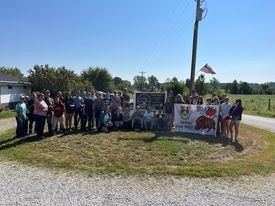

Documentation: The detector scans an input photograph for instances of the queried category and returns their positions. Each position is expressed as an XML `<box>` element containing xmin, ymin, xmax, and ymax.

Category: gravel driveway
<box><xmin>0</xmin><ymin>117</ymin><xmax>275</xmax><ymax>205</ymax></box>
<box><xmin>0</xmin><ymin>161</ymin><xmax>274</xmax><ymax>206</ymax></box>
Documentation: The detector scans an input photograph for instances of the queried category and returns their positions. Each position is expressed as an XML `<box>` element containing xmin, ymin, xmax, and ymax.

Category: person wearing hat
<box><xmin>15</xmin><ymin>95</ymin><xmax>27</xmax><ymax>138</ymax></box>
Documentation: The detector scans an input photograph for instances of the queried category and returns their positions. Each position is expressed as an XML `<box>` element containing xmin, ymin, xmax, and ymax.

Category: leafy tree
<box><xmin>81</xmin><ymin>67</ymin><xmax>115</xmax><ymax>92</ymax></box>
<box><xmin>165</xmin><ymin>78</ymin><xmax>189</xmax><ymax>96</ymax></box>
<box><xmin>209</xmin><ymin>77</ymin><xmax>220</xmax><ymax>93</ymax></box>
<box><xmin>230</xmin><ymin>80</ymin><xmax>239</xmax><ymax>94</ymax></box>
<box><xmin>225</xmin><ymin>83</ymin><xmax>232</xmax><ymax>93</ymax></box>
<box><xmin>185</xmin><ymin>78</ymin><xmax>191</xmax><ymax>89</ymax></box>
<box><xmin>0</xmin><ymin>67</ymin><xmax>24</xmax><ymax>79</ymax></box>
<box><xmin>28</xmin><ymin>65</ymin><xmax>83</xmax><ymax>92</ymax></box>
<box><xmin>194</xmin><ymin>74</ymin><xmax>208</xmax><ymax>95</ymax></box>
<box><xmin>133</xmin><ymin>75</ymin><xmax>148</xmax><ymax>91</ymax></box>
<box><xmin>239</xmin><ymin>81</ymin><xmax>252</xmax><ymax>94</ymax></box>
<box><xmin>148</xmin><ymin>75</ymin><xmax>160</xmax><ymax>90</ymax></box>
<box><xmin>113</xmin><ymin>77</ymin><xmax>123</xmax><ymax>86</ymax></box>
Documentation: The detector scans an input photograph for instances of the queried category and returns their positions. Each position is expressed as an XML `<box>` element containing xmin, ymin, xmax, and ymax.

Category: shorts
<box><xmin>231</xmin><ymin>119</ymin><xmax>241</xmax><ymax>124</ymax></box>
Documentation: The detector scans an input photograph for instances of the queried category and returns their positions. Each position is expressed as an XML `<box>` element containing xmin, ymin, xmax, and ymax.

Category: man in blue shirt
<box><xmin>15</xmin><ymin>96</ymin><xmax>27</xmax><ymax>137</ymax></box>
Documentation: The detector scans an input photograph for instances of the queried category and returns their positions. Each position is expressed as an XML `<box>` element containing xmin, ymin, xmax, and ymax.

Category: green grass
<box><xmin>0</xmin><ymin>110</ymin><xmax>16</xmax><ymax>119</ymax></box>
<box><xmin>226</xmin><ymin>94</ymin><xmax>275</xmax><ymax>118</ymax></box>
<box><xmin>0</xmin><ymin>125</ymin><xmax>274</xmax><ymax>178</ymax></box>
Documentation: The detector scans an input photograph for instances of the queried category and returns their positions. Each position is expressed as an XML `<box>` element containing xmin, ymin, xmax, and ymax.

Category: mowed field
<box><xmin>225</xmin><ymin>95</ymin><xmax>275</xmax><ymax>118</ymax></box>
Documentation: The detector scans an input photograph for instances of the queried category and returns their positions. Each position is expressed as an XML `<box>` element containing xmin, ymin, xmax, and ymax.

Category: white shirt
<box><xmin>144</xmin><ymin>111</ymin><xmax>154</xmax><ymax>122</ymax></box>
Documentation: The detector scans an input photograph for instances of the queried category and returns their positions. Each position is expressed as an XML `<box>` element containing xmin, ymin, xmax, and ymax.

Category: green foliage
<box><xmin>148</xmin><ymin>75</ymin><xmax>160</xmax><ymax>90</ymax></box>
<box><xmin>81</xmin><ymin>67</ymin><xmax>115</xmax><ymax>92</ymax></box>
<box><xmin>239</xmin><ymin>82</ymin><xmax>252</xmax><ymax>94</ymax></box>
<box><xmin>0</xmin><ymin>110</ymin><xmax>16</xmax><ymax>119</ymax></box>
<box><xmin>231</xmin><ymin>80</ymin><xmax>239</xmax><ymax>94</ymax></box>
<box><xmin>133</xmin><ymin>75</ymin><xmax>148</xmax><ymax>91</ymax></box>
<box><xmin>227</xmin><ymin>94</ymin><xmax>275</xmax><ymax>117</ymax></box>
<box><xmin>28</xmin><ymin>65</ymin><xmax>84</xmax><ymax>92</ymax></box>
<box><xmin>113</xmin><ymin>77</ymin><xmax>132</xmax><ymax>91</ymax></box>
<box><xmin>0</xmin><ymin>67</ymin><xmax>24</xmax><ymax>79</ymax></box>
<box><xmin>209</xmin><ymin>77</ymin><xmax>221</xmax><ymax>94</ymax></box>
<box><xmin>195</xmin><ymin>74</ymin><xmax>208</xmax><ymax>95</ymax></box>
<box><xmin>164</xmin><ymin>78</ymin><xmax>189</xmax><ymax>96</ymax></box>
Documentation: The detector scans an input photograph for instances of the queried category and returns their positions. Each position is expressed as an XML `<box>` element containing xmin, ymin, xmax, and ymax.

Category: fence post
<box><xmin>268</xmin><ymin>98</ymin><xmax>271</xmax><ymax>111</ymax></box>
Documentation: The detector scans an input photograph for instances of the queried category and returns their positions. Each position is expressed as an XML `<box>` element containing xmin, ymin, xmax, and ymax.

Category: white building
<box><xmin>0</xmin><ymin>72</ymin><xmax>31</xmax><ymax>109</ymax></box>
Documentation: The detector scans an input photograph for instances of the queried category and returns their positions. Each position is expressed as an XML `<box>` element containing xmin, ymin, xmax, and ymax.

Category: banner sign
<box><xmin>134</xmin><ymin>92</ymin><xmax>167</xmax><ymax>111</ymax></box>
<box><xmin>174</xmin><ymin>104</ymin><xmax>219</xmax><ymax>136</ymax></box>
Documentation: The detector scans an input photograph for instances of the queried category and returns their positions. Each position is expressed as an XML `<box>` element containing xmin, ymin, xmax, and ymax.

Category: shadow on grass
<box><xmin>0</xmin><ymin>129</ymin><xmax>244</xmax><ymax>153</ymax></box>
<box><xmin>118</xmin><ymin>131</ymin><xmax>244</xmax><ymax>153</ymax></box>
<box><xmin>0</xmin><ymin>134</ymin><xmax>42</xmax><ymax>151</ymax></box>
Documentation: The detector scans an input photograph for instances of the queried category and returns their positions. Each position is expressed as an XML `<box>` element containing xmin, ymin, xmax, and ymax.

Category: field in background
<box><xmin>226</xmin><ymin>95</ymin><xmax>275</xmax><ymax>118</ymax></box>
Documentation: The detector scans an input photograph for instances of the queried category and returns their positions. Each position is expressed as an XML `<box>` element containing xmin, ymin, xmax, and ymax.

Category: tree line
<box><xmin>0</xmin><ymin>66</ymin><xmax>274</xmax><ymax>95</ymax></box>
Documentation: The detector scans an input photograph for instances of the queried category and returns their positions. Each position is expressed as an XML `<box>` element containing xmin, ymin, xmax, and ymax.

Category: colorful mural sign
<box><xmin>174</xmin><ymin>104</ymin><xmax>219</xmax><ymax>136</ymax></box>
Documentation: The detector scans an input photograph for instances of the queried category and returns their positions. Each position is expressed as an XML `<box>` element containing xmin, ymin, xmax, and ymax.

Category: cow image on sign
<box><xmin>195</xmin><ymin>116</ymin><xmax>216</xmax><ymax>132</ymax></box>
<box><xmin>174</xmin><ymin>104</ymin><xmax>219</xmax><ymax>136</ymax></box>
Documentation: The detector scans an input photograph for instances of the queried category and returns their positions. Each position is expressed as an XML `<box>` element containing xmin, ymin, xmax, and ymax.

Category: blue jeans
<box><xmin>36</xmin><ymin>115</ymin><xmax>46</xmax><ymax>138</ymax></box>
<box><xmin>74</xmin><ymin>108</ymin><xmax>83</xmax><ymax>129</ymax></box>
<box><xmin>16</xmin><ymin>116</ymin><xmax>25</xmax><ymax>137</ymax></box>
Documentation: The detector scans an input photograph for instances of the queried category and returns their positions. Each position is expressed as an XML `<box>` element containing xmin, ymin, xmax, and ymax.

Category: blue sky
<box><xmin>0</xmin><ymin>0</ymin><xmax>274</xmax><ymax>83</ymax></box>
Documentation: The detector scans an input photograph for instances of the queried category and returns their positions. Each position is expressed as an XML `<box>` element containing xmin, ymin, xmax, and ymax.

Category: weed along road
<box><xmin>242</xmin><ymin>114</ymin><xmax>275</xmax><ymax>133</ymax></box>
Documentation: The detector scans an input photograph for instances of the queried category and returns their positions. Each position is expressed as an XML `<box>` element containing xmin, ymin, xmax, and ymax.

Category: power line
<box><xmin>142</xmin><ymin>0</ymin><xmax>193</xmax><ymax>71</ymax></box>
<box><xmin>139</xmin><ymin>70</ymin><xmax>146</xmax><ymax>92</ymax></box>
<box><xmin>140</xmin><ymin>0</ymin><xmax>186</xmax><ymax>71</ymax></box>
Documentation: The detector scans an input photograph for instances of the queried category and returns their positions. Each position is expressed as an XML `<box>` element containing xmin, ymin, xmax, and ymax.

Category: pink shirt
<box><xmin>34</xmin><ymin>100</ymin><xmax>48</xmax><ymax>116</ymax></box>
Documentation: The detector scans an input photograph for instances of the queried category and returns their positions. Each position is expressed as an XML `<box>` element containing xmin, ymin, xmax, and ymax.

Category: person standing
<box><xmin>164</xmin><ymin>97</ymin><xmax>174</xmax><ymax>131</ymax></box>
<box><xmin>64</xmin><ymin>91</ymin><xmax>74</xmax><ymax>132</ymax></box>
<box><xmin>94</xmin><ymin>92</ymin><xmax>105</xmax><ymax>130</ymax></box>
<box><xmin>34</xmin><ymin>93</ymin><xmax>48</xmax><ymax>138</ymax></box>
<box><xmin>15</xmin><ymin>96</ymin><xmax>27</xmax><ymax>138</ymax></box>
<box><xmin>221</xmin><ymin>97</ymin><xmax>232</xmax><ymax>137</ymax></box>
<box><xmin>83</xmin><ymin>92</ymin><xmax>95</xmax><ymax>130</ymax></box>
<box><xmin>44</xmin><ymin>90</ymin><xmax>54</xmax><ymax>136</ymax></box>
<box><xmin>229</xmin><ymin>99</ymin><xmax>244</xmax><ymax>142</ymax></box>
<box><xmin>26</xmin><ymin>92</ymin><xmax>37</xmax><ymax>134</ymax></box>
<box><xmin>73</xmin><ymin>90</ymin><xmax>84</xmax><ymax>130</ymax></box>
<box><xmin>51</xmin><ymin>97</ymin><xmax>65</xmax><ymax>135</ymax></box>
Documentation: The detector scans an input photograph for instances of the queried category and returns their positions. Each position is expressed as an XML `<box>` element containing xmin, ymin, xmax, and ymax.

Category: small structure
<box><xmin>0</xmin><ymin>72</ymin><xmax>31</xmax><ymax>109</ymax></box>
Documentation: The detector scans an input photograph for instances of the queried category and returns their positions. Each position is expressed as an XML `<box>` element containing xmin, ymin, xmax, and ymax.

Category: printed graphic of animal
<box><xmin>195</xmin><ymin>116</ymin><xmax>216</xmax><ymax>132</ymax></box>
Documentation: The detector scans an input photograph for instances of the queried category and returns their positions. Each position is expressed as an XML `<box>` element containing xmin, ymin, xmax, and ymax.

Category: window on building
<box><xmin>8</xmin><ymin>85</ymin><xmax>12</xmax><ymax>89</ymax></box>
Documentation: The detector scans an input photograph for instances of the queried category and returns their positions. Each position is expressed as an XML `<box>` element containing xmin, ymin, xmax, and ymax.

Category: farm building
<box><xmin>0</xmin><ymin>72</ymin><xmax>31</xmax><ymax>109</ymax></box>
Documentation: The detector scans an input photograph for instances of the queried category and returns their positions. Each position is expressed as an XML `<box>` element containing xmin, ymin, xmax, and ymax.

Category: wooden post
<box><xmin>268</xmin><ymin>98</ymin><xmax>271</xmax><ymax>111</ymax></box>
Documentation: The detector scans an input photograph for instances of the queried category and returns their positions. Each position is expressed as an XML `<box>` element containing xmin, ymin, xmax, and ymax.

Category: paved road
<box><xmin>242</xmin><ymin>114</ymin><xmax>275</xmax><ymax>133</ymax></box>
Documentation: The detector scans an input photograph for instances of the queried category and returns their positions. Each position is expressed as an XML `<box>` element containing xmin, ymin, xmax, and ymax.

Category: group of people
<box><xmin>15</xmin><ymin>89</ymin><xmax>243</xmax><ymax>141</ymax></box>
<box><xmin>160</xmin><ymin>90</ymin><xmax>244</xmax><ymax>142</ymax></box>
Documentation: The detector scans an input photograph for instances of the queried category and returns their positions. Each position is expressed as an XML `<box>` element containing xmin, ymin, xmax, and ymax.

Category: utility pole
<box><xmin>189</xmin><ymin>0</ymin><xmax>204</xmax><ymax>93</ymax></box>
<box><xmin>139</xmin><ymin>70</ymin><xmax>146</xmax><ymax>92</ymax></box>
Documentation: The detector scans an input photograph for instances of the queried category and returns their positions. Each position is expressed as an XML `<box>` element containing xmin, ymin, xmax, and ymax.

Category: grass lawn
<box><xmin>0</xmin><ymin>110</ymin><xmax>16</xmax><ymax>119</ymax></box>
<box><xmin>0</xmin><ymin>125</ymin><xmax>274</xmax><ymax>177</ymax></box>
<box><xmin>227</xmin><ymin>95</ymin><xmax>275</xmax><ymax>118</ymax></box>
